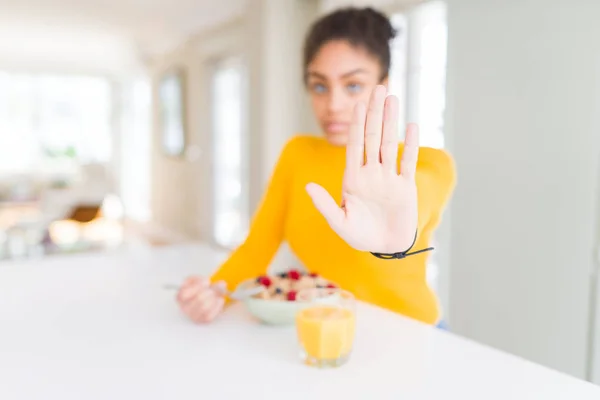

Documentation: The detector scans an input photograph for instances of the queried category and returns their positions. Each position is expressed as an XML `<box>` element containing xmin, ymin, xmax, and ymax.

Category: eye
<box><xmin>310</xmin><ymin>83</ymin><xmax>327</xmax><ymax>94</ymax></box>
<box><xmin>346</xmin><ymin>83</ymin><xmax>363</xmax><ymax>94</ymax></box>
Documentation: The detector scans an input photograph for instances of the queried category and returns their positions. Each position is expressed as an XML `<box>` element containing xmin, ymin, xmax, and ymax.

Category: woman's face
<box><xmin>306</xmin><ymin>40</ymin><xmax>386</xmax><ymax>146</ymax></box>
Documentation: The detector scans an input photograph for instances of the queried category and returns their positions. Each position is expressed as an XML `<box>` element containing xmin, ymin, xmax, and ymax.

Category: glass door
<box><xmin>209</xmin><ymin>57</ymin><xmax>249</xmax><ymax>248</ymax></box>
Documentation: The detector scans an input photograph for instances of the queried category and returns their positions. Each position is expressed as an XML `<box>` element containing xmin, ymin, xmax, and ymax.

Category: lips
<box><xmin>325</xmin><ymin>122</ymin><xmax>349</xmax><ymax>133</ymax></box>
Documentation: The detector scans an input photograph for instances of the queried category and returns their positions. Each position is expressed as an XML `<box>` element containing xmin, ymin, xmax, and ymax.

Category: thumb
<box><xmin>305</xmin><ymin>183</ymin><xmax>345</xmax><ymax>230</ymax></box>
<box><xmin>211</xmin><ymin>280</ymin><xmax>228</xmax><ymax>296</ymax></box>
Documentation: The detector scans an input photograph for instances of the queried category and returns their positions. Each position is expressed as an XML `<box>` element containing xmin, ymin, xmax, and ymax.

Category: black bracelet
<box><xmin>370</xmin><ymin>230</ymin><xmax>434</xmax><ymax>260</ymax></box>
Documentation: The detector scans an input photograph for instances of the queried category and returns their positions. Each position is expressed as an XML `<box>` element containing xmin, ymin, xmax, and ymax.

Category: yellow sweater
<box><xmin>211</xmin><ymin>135</ymin><xmax>456</xmax><ymax>325</ymax></box>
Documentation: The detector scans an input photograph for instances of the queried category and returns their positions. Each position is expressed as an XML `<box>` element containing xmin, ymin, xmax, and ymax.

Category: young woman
<box><xmin>177</xmin><ymin>7</ymin><xmax>455</xmax><ymax>325</ymax></box>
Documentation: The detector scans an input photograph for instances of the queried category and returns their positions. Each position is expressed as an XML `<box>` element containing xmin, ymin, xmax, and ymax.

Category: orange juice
<box><xmin>296</xmin><ymin>305</ymin><xmax>356</xmax><ymax>364</ymax></box>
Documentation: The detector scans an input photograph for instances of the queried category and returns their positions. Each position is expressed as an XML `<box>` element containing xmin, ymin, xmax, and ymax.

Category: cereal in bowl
<box><xmin>247</xmin><ymin>269</ymin><xmax>337</xmax><ymax>301</ymax></box>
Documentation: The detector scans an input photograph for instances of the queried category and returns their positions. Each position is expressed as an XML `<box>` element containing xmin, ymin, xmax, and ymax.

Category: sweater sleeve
<box><xmin>209</xmin><ymin>137</ymin><xmax>301</xmax><ymax>291</ymax></box>
<box><xmin>415</xmin><ymin>147</ymin><xmax>457</xmax><ymax>242</ymax></box>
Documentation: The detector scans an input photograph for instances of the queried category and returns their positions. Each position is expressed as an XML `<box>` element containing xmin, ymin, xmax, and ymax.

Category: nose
<box><xmin>326</xmin><ymin>86</ymin><xmax>346</xmax><ymax>114</ymax></box>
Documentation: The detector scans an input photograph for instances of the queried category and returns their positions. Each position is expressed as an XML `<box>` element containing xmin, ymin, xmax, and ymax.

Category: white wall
<box><xmin>0</xmin><ymin>19</ymin><xmax>142</xmax><ymax>76</ymax></box>
<box><xmin>589</xmin><ymin>70</ymin><xmax>600</xmax><ymax>384</ymax></box>
<box><xmin>244</xmin><ymin>0</ymin><xmax>319</xmax><ymax>272</ymax></box>
<box><xmin>149</xmin><ymin>19</ymin><xmax>246</xmax><ymax>240</ymax></box>
<box><xmin>445</xmin><ymin>0</ymin><xmax>600</xmax><ymax>379</ymax></box>
<box><xmin>319</xmin><ymin>0</ymin><xmax>420</xmax><ymax>13</ymax></box>
<box><xmin>149</xmin><ymin>1</ymin><xmax>319</xmax><ymax>270</ymax></box>
<box><xmin>246</xmin><ymin>0</ymin><xmax>319</xmax><ymax>196</ymax></box>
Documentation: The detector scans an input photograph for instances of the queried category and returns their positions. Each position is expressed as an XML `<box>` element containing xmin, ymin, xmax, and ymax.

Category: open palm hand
<box><xmin>306</xmin><ymin>85</ymin><xmax>419</xmax><ymax>254</ymax></box>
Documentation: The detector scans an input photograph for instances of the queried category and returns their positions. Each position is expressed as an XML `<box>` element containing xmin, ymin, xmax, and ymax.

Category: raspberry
<box><xmin>326</xmin><ymin>283</ymin><xmax>336</xmax><ymax>289</ymax></box>
<box><xmin>288</xmin><ymin>270</ymin><xmax>301</xmax><ymax>280</ymax></box>
<box><xmin>258</xmin><ymin>276</ymin><xmax>272</xmax><ymax>288</ymax></box>
<box><xmin>287</xmin><ymin>291</ymin><xmax>297</xmax><ymax>301</ymax></box>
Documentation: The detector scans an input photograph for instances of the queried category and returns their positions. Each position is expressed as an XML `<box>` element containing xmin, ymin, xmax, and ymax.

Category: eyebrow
<box><xmin>306</xmin><ymin>68</ymin><xmax>368</xmax><ymax>80</ymax></box>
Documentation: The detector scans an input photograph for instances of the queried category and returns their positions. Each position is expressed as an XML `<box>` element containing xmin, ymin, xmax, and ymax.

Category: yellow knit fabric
<box><xmin>211</xmin><ymin>135</ymin><xmax>456</xmax><ymax>324</ymax></box>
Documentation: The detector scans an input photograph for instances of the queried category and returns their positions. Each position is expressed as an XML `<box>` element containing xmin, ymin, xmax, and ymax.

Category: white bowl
<box><xmin>243</xmin><ymin>296</ymin><xmax>305</xmax><ymax>325</ymax></box>
<box><xmin>238</xmin><ymin>280</ymin><xmax>342</xmax><ymax>326</ymax></box>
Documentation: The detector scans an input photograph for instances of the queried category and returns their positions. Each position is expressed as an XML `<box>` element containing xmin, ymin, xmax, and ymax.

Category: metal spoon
<box><xmin>163</xmin><ymin>283</ymin><xmax>264</xmax><ymax>301</ymax></box>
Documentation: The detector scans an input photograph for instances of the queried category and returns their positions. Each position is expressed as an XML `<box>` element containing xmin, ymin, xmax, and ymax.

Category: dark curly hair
<box><xmin>303</xmin><ymin>7</ymin><xmax>397</xmax><ymax>83</ymax></box>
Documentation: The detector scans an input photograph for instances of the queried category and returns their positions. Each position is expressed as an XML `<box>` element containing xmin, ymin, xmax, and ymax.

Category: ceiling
<box><xmin>0</xmin><ymin>0</ymin><xmax>247</xmax><ymax>73</ymax></box>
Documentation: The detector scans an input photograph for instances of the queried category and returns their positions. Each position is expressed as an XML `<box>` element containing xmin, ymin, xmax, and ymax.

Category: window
<box><xmin>0</xmin><ymin>72</ymin><xmax>113</xmax><ymax>174</ymax></box>
<box><xmin>413</xmin><ymin>2</ymin><xmax>447</xmax><ymax>149</ymax></box>
<box><xmin>390</xmin><ymin>1</ymin><xmax>447</xmax><ymax>149</ymax></box>
<box><xmin>389</xmin><ymin>1</ymin><xmax>448</xmax><ymax>291</ymax></box>
<box><xmin>210</xmin><ymin>57</ymin><xmax>249</xmax><ymax>248</ymax></box>
<box><xmin>119</xmin><ymin>78</ymin><xmax>152</xmax><ymax>222</ymax></box>
<box><xmin>388</xmin><ymin>13</ymin><xmax>408</xmax><ymax>133</ymax></box>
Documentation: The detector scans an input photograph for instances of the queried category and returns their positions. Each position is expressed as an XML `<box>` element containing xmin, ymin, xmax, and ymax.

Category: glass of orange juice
<box><xmin>295</xmin><ymin>288</ymin><xmax>356</xmax><ymax>368</ymax></box>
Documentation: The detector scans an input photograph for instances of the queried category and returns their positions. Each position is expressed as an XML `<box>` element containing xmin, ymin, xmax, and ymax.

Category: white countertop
<box><xmin>0</xmin><ymin>244</ymin><xmax>598</xmax><ymax>399</ymax></box>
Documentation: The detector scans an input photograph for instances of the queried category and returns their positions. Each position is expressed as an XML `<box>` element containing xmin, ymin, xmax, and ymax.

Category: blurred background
<box><xmin>0</xmin><ymin>0</ymin><xmax>598</xmax><ymax>386</ymax></box>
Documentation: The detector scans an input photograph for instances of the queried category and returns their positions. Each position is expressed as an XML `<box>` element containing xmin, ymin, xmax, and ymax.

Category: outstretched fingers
<box><xmin>346</xmin><ymin>101</ymin><xmax>367</xmax><ymax>174</ymax></box>
<box><xmin>364</xmin><ymin>85</ymin><xmax>387</xmax><ymax>165</ymax></box>
<box><xmin>400</xmin><ymin>123</ymin><xmax>420</xmax><ymax>180</ymax></box>
<box><xmin>381</xmin><ymin>95</ymin><xmax>400</xmax><ymax>171</ymax></box>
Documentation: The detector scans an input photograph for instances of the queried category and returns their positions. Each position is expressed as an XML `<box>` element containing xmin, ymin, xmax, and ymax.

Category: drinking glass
<box><xmin>295</xmin><ymin>288</ymin><xmax>356</xmax><ymax>368</ymax></box>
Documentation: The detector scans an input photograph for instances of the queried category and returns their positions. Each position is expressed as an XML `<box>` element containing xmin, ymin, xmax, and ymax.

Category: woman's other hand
<box><xmin>177</xmin><ymin>276</ymin><xmax>226</xmax><ymax>323</ymax></box>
